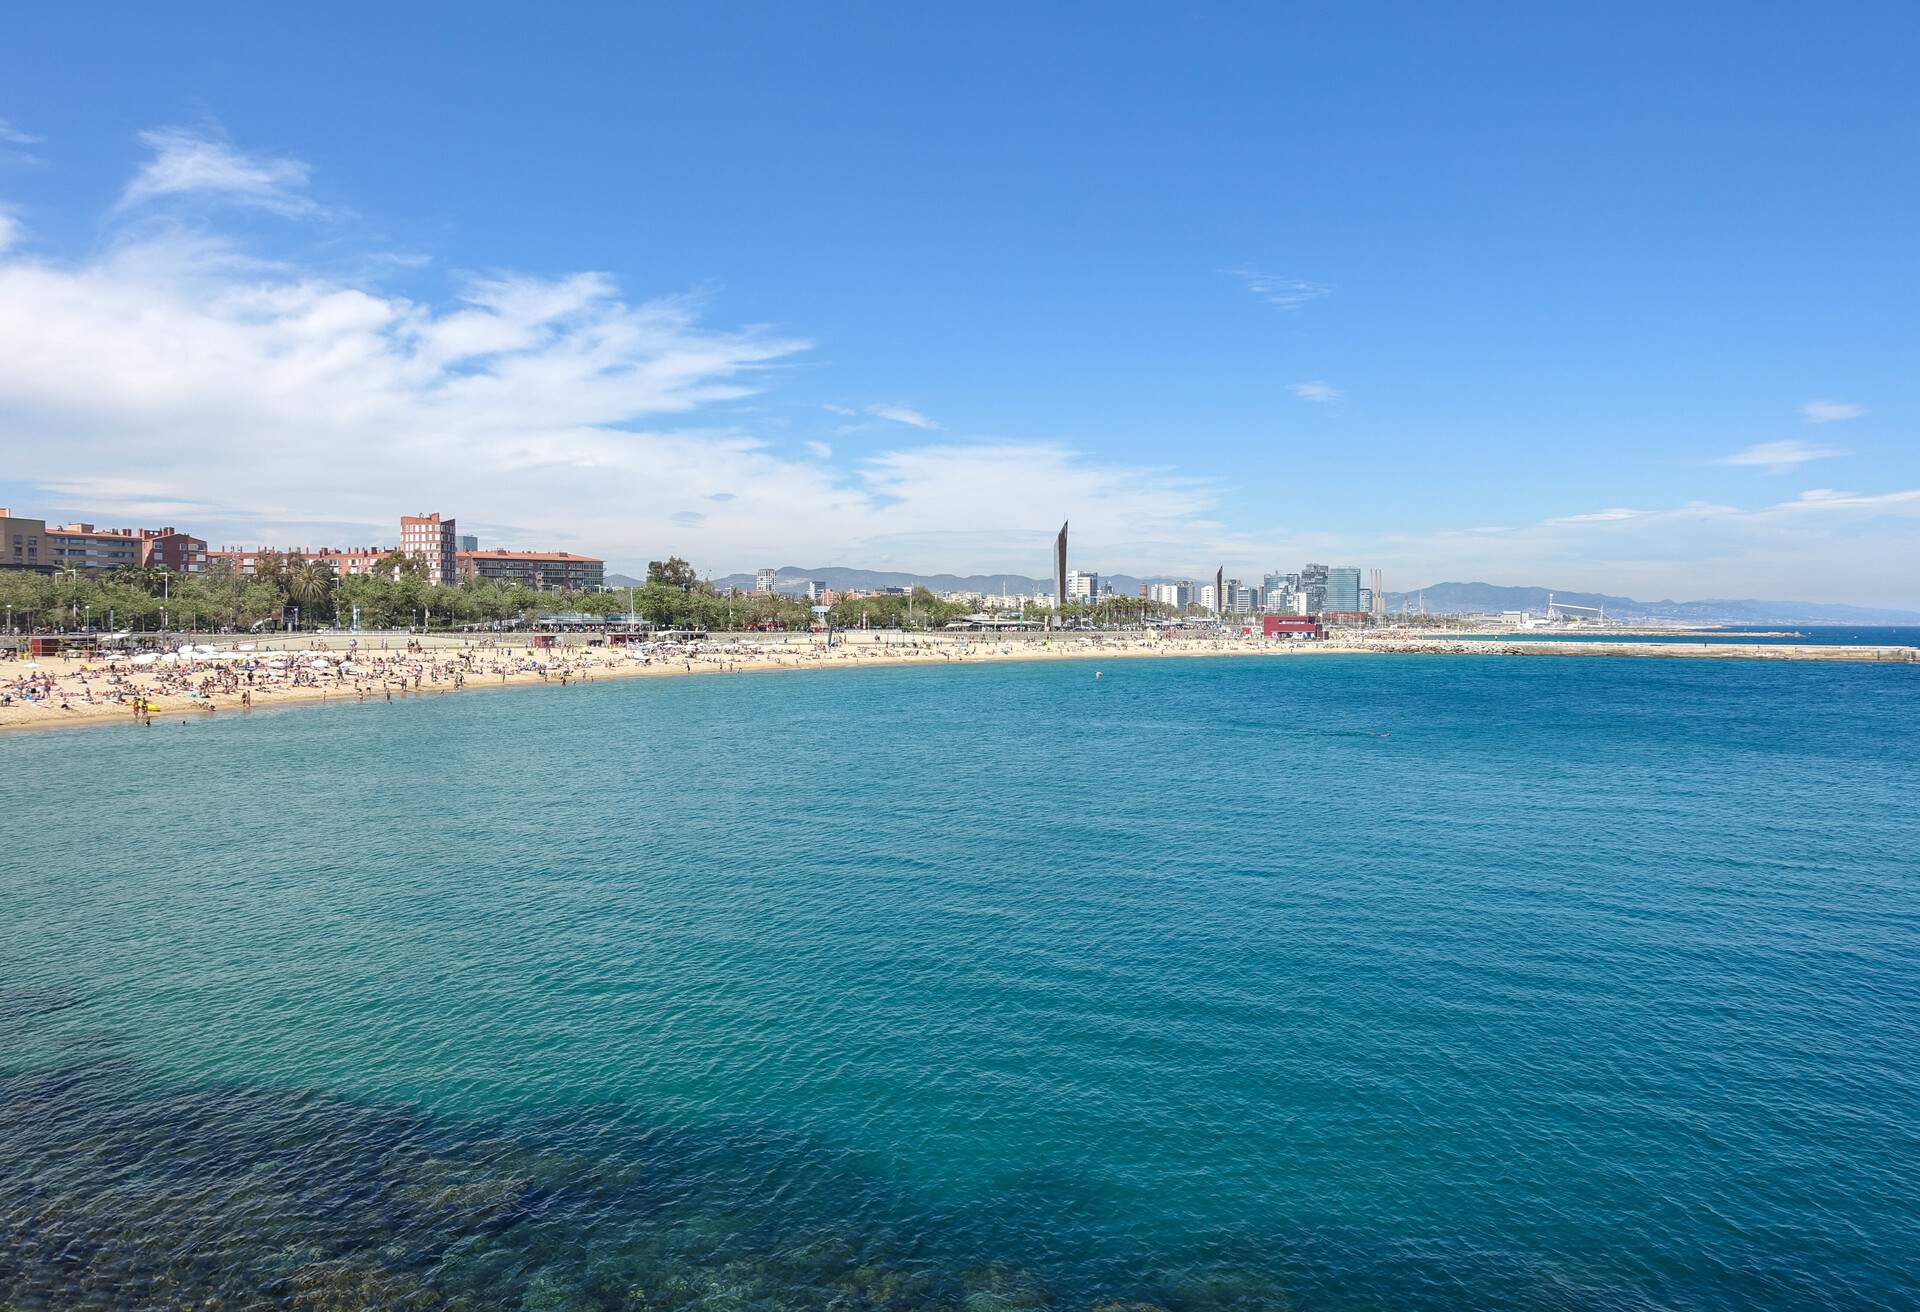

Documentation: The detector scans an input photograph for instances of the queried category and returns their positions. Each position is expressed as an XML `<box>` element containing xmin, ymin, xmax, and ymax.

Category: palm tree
<box><xmin>287</xmin><ymin>559</ymin><xmax>338</xmax><ymax>621</ymax></box>
<box><xmin>111</xmin><ymin>563</ymin><xmax>170</xmax><ymax>596</ymax></box>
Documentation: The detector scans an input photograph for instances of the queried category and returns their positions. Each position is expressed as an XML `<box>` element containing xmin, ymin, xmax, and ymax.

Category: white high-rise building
<box><xmin>1066</xmin><ymin>570</ymin><xmax>1100</xmax><ymax>601</ymax></box>
<box><xmin>755</xmin><ymin>567</ymin><xmax>779</xmax><ymax>593</ymax></box>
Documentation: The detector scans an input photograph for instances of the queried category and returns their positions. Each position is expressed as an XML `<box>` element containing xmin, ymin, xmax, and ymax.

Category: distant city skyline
<box><xmin>1</xmin><ymin>6</ymin><xmax>1916</xmax><ymax>604</ymax></box>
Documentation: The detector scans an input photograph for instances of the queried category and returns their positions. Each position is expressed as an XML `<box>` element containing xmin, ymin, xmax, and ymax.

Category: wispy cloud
<box><xmin>119</xmin><ymin>127</ymin><xmax>322</xmax><ymax>216</ymax></box>
<box><xmin>1773</xmin><ymin>488</ymin><xmax>1920</xmax><ymax>514</ymax></box>
<box><xmin>1378</xmin><ymin>488</ymin><xmax>1920</xmax><ymax>608</ymax></box>
<box><xmin>1223</xmin><ymin>268</ymin><xmax>1330</xmax><ymax>310</ymax></box>
<box><xmin>1716</xmin><ymin>440</ymin><xmax>1847</xmax><ymax>473</ymax></box>
<box><xmin>1546</xmin><ymin>507</ymin><xmax>1645</xmax><ymax>524</ymax></box>
<box><xmin>821</xmin><ymin>403</ymin><xmax>857</xmax><ymax>416</ymax></box>
<box><xmin>0</xmin><ymin>118</ymin><xmax>42</xmax><ymax>165</ymax></box>
<box><xmin>0</xmin><ymin>206</ymin><xmax>20</xmax><ymax>254</ymax></box>
<box><xmin>1289</xmin><ymin>380</ymin><xmax>1342</xmax><ymax>403</ymax></box>
<box><xmin>0</xmin><ymin>132</ymin><xmax>1290</xmax><ymax>577</ymax></box>
<box><xmin>867</xmin><ymin>403</ymin><xmax>939</xmax><ymax>430</ymax></box>
<box><xmin>1801</xmin><ymin>399</ymin><xmax>1866</xmax><ymax>424</ymax></box>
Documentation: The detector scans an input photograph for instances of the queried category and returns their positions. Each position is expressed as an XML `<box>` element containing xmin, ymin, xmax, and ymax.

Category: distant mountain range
<box><xmin>613</xmin><ymin>567</ymin><xmax>1918</xmax><ymax>625</ymax></box>
<box><xmin>1382</xmin><ymin>582</ymin><xmax>1920</xmax><ymax>625</ymax></box>
<box><xmin>705</xmin><ymin>566</ymin><xmax>1156</xmax><ymax>596</ymax></box>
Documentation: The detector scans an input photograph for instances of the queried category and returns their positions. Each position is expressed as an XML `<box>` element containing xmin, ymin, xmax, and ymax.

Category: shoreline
<box><xmin>1</xmin><ymin>633</ymin><xmax>1913</xmax><ymax>737</ymax></box>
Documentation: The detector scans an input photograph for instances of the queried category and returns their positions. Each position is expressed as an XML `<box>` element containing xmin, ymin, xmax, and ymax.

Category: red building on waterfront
<box><xmin>1263</xmin><ymin>616</ymin><xmax>1326</xmax><ymax>639</ymax></box>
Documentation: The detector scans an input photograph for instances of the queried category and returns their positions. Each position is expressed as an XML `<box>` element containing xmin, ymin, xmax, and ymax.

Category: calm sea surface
<box><xmin>1454</xmin><ymin>625</ymin><xmax>1920</xmax><ymax>646</ymax></box>
<box><xmin>4</xmin><ymin>655</ymin><xmax>1916</xmax><ymax>1310</ymax></box>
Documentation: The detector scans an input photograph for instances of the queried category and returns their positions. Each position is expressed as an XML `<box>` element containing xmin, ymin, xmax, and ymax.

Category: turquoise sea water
<box><xmin>4</xmin><ymin>654</ymin><xmax>1917</xmax><ymax>1310</ymax></box>
<box><xmin>1454</xmin><ymin>625</ymin><xmax>1920</xmax><ymax>647</ymax></box>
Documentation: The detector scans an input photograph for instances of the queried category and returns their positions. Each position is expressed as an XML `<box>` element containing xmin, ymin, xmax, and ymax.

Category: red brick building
<box><xmin>457</xmin><ymin>549</ymin><xmax>604</xmax><ymax>592</ymax></box>
<box><xmin>207</xmin><ymin>545</ymin><xmax>396</xmax><ymax>578</ymax></box>
<box><xmin>400</xmin><ymin>512</ymin><xmax>457</xmax><ymax>586</ymax></box>
<box><xmin>137</xmin><ymin>527</ymin><xmax>209</xmax><ymax>573</ymax></box>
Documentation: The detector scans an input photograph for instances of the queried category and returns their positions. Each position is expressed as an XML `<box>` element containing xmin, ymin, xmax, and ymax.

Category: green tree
<box><xmin>250</xmin><ymin>550</ymin><xmax>292</xmax><ymax>596</ymax></box>
<box><xmin>110</xmin><ymin>563</ymin><xmax>171</xmax><ymax>596</ymax></box>
<box><xmin>373</xmin><ymin>550</ymin><xmax>427</xmax><ymax>580</ymax></box>
<box><xmin>239</xmin><ymin>581</ymin><xmax>284</xmax><ymax>627</ymax></box>
<box><xmin>286</xmin><ymin>559</ymin><xmax>339</xmax><ymax>620</ymax></box>
<box><xmin>646</xmin><ymin>556</ymin><xmax>700</xmax><ymax>590</ymax></box>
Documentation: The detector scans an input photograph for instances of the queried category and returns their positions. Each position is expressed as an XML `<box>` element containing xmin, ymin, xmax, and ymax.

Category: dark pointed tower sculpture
<box><xmin>1054</xmin><ymin>521</ymin><xmax>1069</xmax><ymax>608</ymax></box>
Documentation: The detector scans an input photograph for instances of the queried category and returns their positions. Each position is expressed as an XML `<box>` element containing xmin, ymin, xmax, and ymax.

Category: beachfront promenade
<box><xmin>1</xmin><ymin>629</ymin><xmax>1913</xmax><ymax>733</ymax></box>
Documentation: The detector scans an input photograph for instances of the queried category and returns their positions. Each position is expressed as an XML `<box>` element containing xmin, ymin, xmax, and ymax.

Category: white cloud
<box><xmin>6</xmin><ymin>130</ymin><xmax>1916</xmax><ymax>603</ymax></box>
<box><xmin>821</xmin><ymin>403</ymin><xmax>857</xmax><ymax>416</ymax></box>
<box><xmin>1375</xmin><ymin>490</ymin><xmax>1920</xmax><ymax>607</ymax></box>
<box><xmin>867</xmin><ymin>403</ymin><xmax>939</xmax><ymax>429</ymax></box>
<box><xmin>0</xmin><ymin>148</ymin><xmax>1292</xmax><ymax>578</ymax></box>
<box><xmin>119</xmin><ymin>127</ymin><xmax>321</xmax><ymax>216</ymax></box>
<box><xmin>1289</xmin><ymin>380</ymin><xmax>1342</xmax><ymax>403</ymax></box>
<box><xmin>1545</xmin><ymin>507</ymin><xmax>1645</xmax><ymax>524</ymax></box>
<box><xmin>1715</xmin><ymin>440</ymin><xmax>1847</xmax><ymax>473</ymax></box>
<box><xmin>1801</xmin><ymin>399</ymin><xmax>1866</xmax><ymax>424</ymax></box>
<box><xmin>1772</xmin><ymin>488</ymin><xmax>1920</xmax><ymax>514</ymax></box>
<box><xmin>1223</xmin><ymin>269</ymin><xmax>1330</xmax><ymax>310</ymax></box>
<box><xmin>0</xmin><ymin>206</ymin><xmax>19</xmax><ymax>254</ymax></box>
<box><xmin>0</xmin><ymin>119</ymin><xmax>42</xmax><ymax>165</ymax></box>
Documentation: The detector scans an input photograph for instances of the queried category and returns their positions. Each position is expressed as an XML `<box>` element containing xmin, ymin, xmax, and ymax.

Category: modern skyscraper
<box><xmin>1299</xmin><ymin>562</ymin><xmax>1330</xmax><ymax>613</ymax></box>
<box><xmin>755</xmin><ymin>567</ymin><xmax>779</xmax><ymax>593</ymax></box>
<box><xmin>1325</xmin><ymin>567</ymin><xmax>1362</xmax><ymax>612</ymax></box>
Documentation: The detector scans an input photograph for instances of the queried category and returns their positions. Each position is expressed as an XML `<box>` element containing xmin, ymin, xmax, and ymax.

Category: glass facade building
<box><xmin>1325</xmin><ymin>567</ymin><xmax>1362</xmax><ymax>612</ymax></box>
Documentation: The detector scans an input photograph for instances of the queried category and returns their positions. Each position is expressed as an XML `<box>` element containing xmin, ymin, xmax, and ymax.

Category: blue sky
<box><xmin>2</xmin><ymin>3</ymin><xmax>1916</xmax><ymax>602</ymax></box>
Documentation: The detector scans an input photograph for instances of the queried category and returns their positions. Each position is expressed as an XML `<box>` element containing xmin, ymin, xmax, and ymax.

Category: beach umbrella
<box><xmin>130</xmin><ymin>653</ymin><xmax>158</xmax><ymax>665</ymax></box>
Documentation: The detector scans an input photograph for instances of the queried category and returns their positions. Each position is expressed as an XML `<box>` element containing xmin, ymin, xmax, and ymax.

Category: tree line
<box><xmin>0</xmin><ymin>554</ymin><xmax>1186</xmax><ymax>634</ymax></box>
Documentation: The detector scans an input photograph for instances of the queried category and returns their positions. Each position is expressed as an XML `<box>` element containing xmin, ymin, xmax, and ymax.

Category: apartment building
<box><xmin>457</xmin><ymin>549</ymin><xmax>604</xmax><ymax>592</ymax></box>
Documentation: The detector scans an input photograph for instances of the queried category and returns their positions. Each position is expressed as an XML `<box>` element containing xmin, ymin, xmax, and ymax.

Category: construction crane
<box><xmin>1545</xmin><ymin>593</ymin><xmax>1605</xmax><ymax>623</ymax></box>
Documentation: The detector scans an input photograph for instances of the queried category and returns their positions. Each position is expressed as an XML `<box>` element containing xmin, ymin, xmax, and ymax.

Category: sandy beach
<box><xmin>1</xmin><ymin>629</ymin><xmax>1913</xmax><ymax>735</ymax></box>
